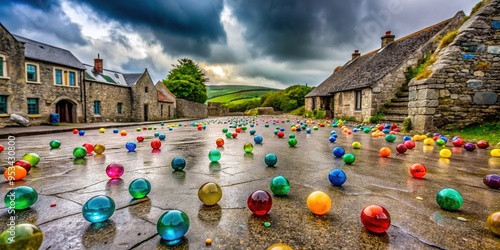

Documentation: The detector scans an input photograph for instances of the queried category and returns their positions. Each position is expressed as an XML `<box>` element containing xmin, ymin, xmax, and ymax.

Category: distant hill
<box><xmin>206</xmin><ymin>85</ymin><xmax>280</xmax><ymax>104</ymax></box>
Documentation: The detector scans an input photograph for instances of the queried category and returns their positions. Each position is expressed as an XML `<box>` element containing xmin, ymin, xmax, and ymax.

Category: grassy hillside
<box><xmin>207</xmin><ymin>85</ymin><xmax>280</xmax><ymax>100</ymax></box>
<box><xmin>208</xmin><ymin>90</ymin><xmax>276</xmax><ymax>103</ymax></box>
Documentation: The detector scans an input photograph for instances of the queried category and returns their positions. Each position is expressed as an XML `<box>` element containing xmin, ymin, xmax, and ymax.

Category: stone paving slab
<box><xmin>0</xmin><ymin>117</ymin><xmax>499</xmax><ymax>249</ymax></box>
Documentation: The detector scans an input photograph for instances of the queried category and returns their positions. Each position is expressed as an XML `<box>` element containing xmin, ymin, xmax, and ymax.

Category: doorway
<box><xmin>56</xmin><ymin>100</ymin><xmax>75</xmax><ymax>123</ymax></box>
<box><xmin>144</xmin><ymin>104</ymin><xmax>148</xmax><ymax>121</ymax></box>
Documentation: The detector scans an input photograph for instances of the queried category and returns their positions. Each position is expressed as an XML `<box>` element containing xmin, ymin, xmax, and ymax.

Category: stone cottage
<box><xmin>0</xmin><ymin>23</ymin><xmax>179</xmax><ymax>127</ymax></box>
<box><xmin>305</xmin><ymin>12</ymin><xmax>466</xmax><ymax>123</ymax></box>
<box><xmin>0</xmin><ymin>23</ymin><xmax>86</xmax><ymax>126</ymax></box>
<box><xmin>409</xmin><ymin>0</ymin><xmax>500</xmax><ymax>132</ymax></box>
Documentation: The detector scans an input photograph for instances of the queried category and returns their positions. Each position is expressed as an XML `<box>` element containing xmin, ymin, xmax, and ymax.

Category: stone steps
<box><xmin>385</xmin><ymin>102</ymin><xmax>408</xmax><ymax>107</ymax></box>
<box><xmin>384</xmin><ymin>109</ymin><xmax>408</xmax><ymax>115</ymax></box>
<box><xmin>381</xmin><ymin>115</ymin><xmax>407</xmax><ymax>123</ymax></box>
<box><xmin>391</xmin><ymin>96</ymin><xmax>409</xmax><ymax>102</ymax></box>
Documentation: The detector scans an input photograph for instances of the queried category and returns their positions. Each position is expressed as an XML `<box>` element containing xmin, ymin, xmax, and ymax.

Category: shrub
<box><xmin>470</xmin><ymin>0</ymin><xmax>489</xmax><ymax>16</ymax></box>
<box><xmin>314</xmin><ymin>110</ymin><xmax>326</xmax><ymax>119</ymax></box>
<box><xmin>304</xmin><ymin>110</ymin><xmax>314</xmax><ymax>118</ymax></box>
<box><xmin>290</xmin><ymin>106</ymin><xmax>305</xmax><ymax>116</ymax></box>
<box><xmin>244</xmin><ymin>108</ymin><xmax>258</xmax><ymax>116</ymax></box>
<box><xmin>403</xmin><ymin>118</ymin><xmax>412</xmax><ymax>132</ymax></box>
<box><xmin>439</xmin><ymin>29</ymin><xmax>458</xmax><ymax>49</ymax></box>
<box><xmin>415</xmin><ymin>69</ymin><xmax>433</xmax><ymax>80</ymax></box>
<box><xmin>369</xmin><ymin>113</ymin><xmax>383</xmax><ymax>124</ymax></box>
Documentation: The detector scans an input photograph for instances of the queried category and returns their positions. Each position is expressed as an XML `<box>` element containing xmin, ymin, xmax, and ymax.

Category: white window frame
<box><xmin>53</xmin><ymin>67</ymin><xmax>78</xmax><ymax>86</ymax></box>
<box><xmin>25</xmin><ymin>62</ymin><xmax>40</xmax><ymax>83</ymax></box>
<box><xmin>0</xmin><ymin>54</ymin><xmax>8</xmax><ymax>78</ymax></box>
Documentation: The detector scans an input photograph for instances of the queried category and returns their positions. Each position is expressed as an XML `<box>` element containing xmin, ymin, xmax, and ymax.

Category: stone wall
<box><xmin>332</xmin><ymin>89</ymin><xmax>371</xmax><ymax>121</ymax></box>
<box><xmin>0</xmin><ymin>25</ymin><xmax>27</xmax><ymax>127</ymax></box>
<box><xmin>207</xmin><ymin>102</ymin><xmax>229</xmax><ymax>116</ymax></box>
<box><xmin>84</xmin><ymin>81</ymin><xmax>132</xmax><ymax>123</ymax></box>
<box><xmin>409</xmin><ymin>0</ymin><xmax>500</xmax><ymax>132</ymax></box>
<box><xmin>176</xmin><ymin>98</ymin><xmax>207</xmax><ymax>118</ymax></box>
<box><xmin>24</xmin><ymin>60</ymin><xmax>83</xmax><ymax>125</ymax></box>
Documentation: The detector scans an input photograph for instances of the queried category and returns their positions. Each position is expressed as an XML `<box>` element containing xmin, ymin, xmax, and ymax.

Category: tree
<box><xmin>163</xmin><ymin>58</ymin><xmax>208</xmax><ymax>103</ymax></box>
<box><xmin>261</xmin><ymin>84</ymin><xmax>314</xmax><ymax>111</ymax></box>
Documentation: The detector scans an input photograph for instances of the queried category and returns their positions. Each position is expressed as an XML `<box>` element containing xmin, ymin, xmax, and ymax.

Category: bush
<box><xmin>403</xmin><ymin>118</ymin><xmax>412</xmax><ymax>132</ymax></box>
<box><xmin>244</xmin><ymin>108</ymin><xmax>258</xmax><ymax>116</ymax></box>
<box><xmin>290</xmin><ymin>106</ymin><xmax>305</xmax><ymax>116</ymax></box>
<box><xmin>439</xmin><ymin>29</ymin><xmax>458</xmax><ymax>49</ymax></box>
<box><xmin>369</xmin><ymin>113</ymin><xmax>383</xmax><ymax>124</ymax></box>
<box><xmin>304</xmin><ymin>110</ymin><xmax>315</xmax><ymax>118</ymax></box>
<box><xmin>224</xmin><ymin>98</ymin><xmax>261</xmax><ymax>112</ymax></box>
<box><xmin>314</xmin><ymin>110</ymin><xmax>326</xmax><ymax>119</ymax></box>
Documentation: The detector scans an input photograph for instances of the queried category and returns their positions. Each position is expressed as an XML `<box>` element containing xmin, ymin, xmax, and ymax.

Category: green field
<box><xmin>206</xmin><ymin>85</ymin><xmax>280</xmax><ymax>104</ymax></box>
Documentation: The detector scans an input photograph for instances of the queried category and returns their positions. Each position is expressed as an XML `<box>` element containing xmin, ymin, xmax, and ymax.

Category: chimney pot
<box><xmin>381</xmin><ymin>31</ymin><xmax>395</xmax><ymax>48</ymax></box>
<box><xmin>386</xmin><ymin>31</ymin><xmax>391</xmax><ymax>35</ymax></box>
<box><xmin>94</xmin><ymin>55</ymin><xmax>103</xmax><ymax>74</ymax></box>
<box><xmin>351</xmin><ymin>50</ymin><xmax>361</xmax><ymax>60</ymax></box>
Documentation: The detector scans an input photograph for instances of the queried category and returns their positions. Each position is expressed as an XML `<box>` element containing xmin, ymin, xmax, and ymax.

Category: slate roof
<box><xmin>83</xmin><ymin>64</ymin><xmax>143</xmax><ymax>87</ymax></box>
<box><xmin>157</xmin><ymin>91</ymin><xmax>175</xmax><ymax>103</ymax></box>
<box><xmin>305</xmin><ymin>17</ymin><xmax>453</xmax><ymax>97</ymax></box>
<box><xmin>14</xmin><ymin>35</ymin><xmax>85</xmax><ymax>70</ymax></box>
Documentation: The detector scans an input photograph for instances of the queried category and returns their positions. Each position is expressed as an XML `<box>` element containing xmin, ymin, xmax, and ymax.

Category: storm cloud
<box><xmin>0</xmin><ymin>0</ymin><xmax>478</xmax><ymax>87</ymax></box>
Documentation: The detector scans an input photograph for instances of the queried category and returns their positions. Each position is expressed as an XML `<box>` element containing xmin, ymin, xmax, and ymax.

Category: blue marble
<box><xmin>82</xmin><ymin>195</ymin><xmax>115</xmax><ymax>223</ymax></box>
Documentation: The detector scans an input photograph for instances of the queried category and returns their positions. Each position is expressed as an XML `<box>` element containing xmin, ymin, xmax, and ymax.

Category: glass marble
<box><xmin>452</xmin><ymin>138</ymin><xmax>465</xmax><ymax>147</ymax></box>
<box><xmin>267</xmin><ymin>243</ymin><xmax>293</xmax><ymax>250</ymax></box>
<box><xmin>288</xmin><ymin>138</ymin><xmax>297</xmax><ymax>147</ymax></box>
<box><xmin>477</xmin><ymin>140</ymin><xmax>489</xmax><ymax>149</ymax></box>
<box><xmin>151</xmin><ymin>139</ymin><xmax>162</xmax><ymax>149</ymax></box>
<box><xmin>306</xmin><ymin>191</ymin><xmax>331</xmax><ymax>215</ymax></box>
<box><xmin>129</xmin><ymin>178</ymin><xmax>152</xmax><ymax>199</ymax></box>
<box><xmin>439</xmin><ymin>148</ymin><xmax>452</xmax><ymax>158</ymax></box>
<box><xmin>215</xmin><ymin>138</ymin><xmax>225</xmax><ymax>147</ymax></box>
<box><xmin>435</xmin><ymin>139</ymin><xmax>446</xmax><ymax>146</ymax></box>
<box><xmin>332</xmin><ymin>147</ymin><xmax>345</xmax><ymax>158</ymax></box>
<box><xmin>409</xmin><ymin>163</ymin><xmax>426</xmax><ymax>178</ymax></box>
<box><xmin>4</xmin><ymin>166</ymin><xmax>27</xmax><ymax>181</ymax></box>
<box><xmin>254</xmin><ymin>135</ymin><xmax>263</xmax><ymax>144</ymax></box>
<box><xmin>436</xmin><ymin>188</ymin><xmax>463</xmax><ymax>211</ymax></box>
<box><xmin>329</xmin><ymin>136</ymin><xmax>336</xmax><ymax>143</ymax></box>
<box><xmin>82</xmin><ymin>195</ymin><xmax>115</xmax><ymax>223</ymax></box>
<box><xmin>0</xmin><ymin>223</ymin><xmax>43</xmax><ymax>250</ymax></box>
<box><xmin>247</xmin><ymin>190</ymin><xmax>272</xmax><ymax>216</ymax></box>
<box><xmin>73</xmin><ymin>147</ymin><xmax>87</xmax><ymax>159</ymax></box>
<box><xmin>396</xmin><ymin>144</ymin><xmax>407</xmax><ymax>154</ymax></box>
<box><xmin>265</xmin><ymin>153</ymin><xmax>278</xmax><ymax>167</ymax></box>
<box><xmin>4</xmin><ymin>186</ymin><xmax>38</xmax><ymax>210</ymax></box>
<box><xmin>120</xmin><ymin>130</ymin><xmax>127</xmax><ymax>136</ymax></box>
<box><xmin>385</xmin><ymin>134</ymin><xmax>396</xmax><ymax>142</ymax></box>
<box><xmin>483</xmin><ymin>174</ymin><xmax>500</xmax><ymax>189</ymax></box>
<box><xmin>154</xmin><ymin>132</ymin><xmax>160</xmax><ymax>137</ymax></box>
<box><xmin>171</xmin><ymin>157</ymin><xmax>186</xmax><ymax>171</ymax></box>
<box><xmin>352</xmin><ymin>141</ymin><xmax>361</xmax><ymax>149</ymax></box>
<box><xmin>490</xmin><ymin>149</ymin><xmax>500</xmax><ymax>157</ymax></box>
<box><xmin>487</xmin><ymin>211</ymin><xmax>500</xmax><ymax>236</ymax></box>
<box><xmin>379</xmin><ymin>147</ymin><xmax>391</xmax><ymax>157</ymax></box>
<box><xmin>360</xmin><ymin>205</ymin><xmax>391</xmax><ymax>233</ymax></box>
<box><xmin>79</xmin><ymin>130</ymin><xmax>85</xmax><ymax>136</ymax></box>
<box><xmin>328</xmin><ymin>169</ymin><xmax>346</xmax><ymax>186</ymax></box>
<box><xmin>225</xmin><ymin>131</ymin><xmax>233</xmax><ymax>138</ymax></box>
<box><xmin>99</xmin><ymin>128</ymin><xmax>105</xmax><ymax>133</ymax></box>
<box><xmin>50</xmin><ymin>140</ymin><xmax>61</xmax><ymax>149</ymax></box>
<box><xmin>22</xmin><ymin>153</ymin><xmax>40</xmax><ymax>167</ymax></box>
<box><xmin>250</xmin><ymin>130</ymin><xmax>256</xmax><ymax>135</ymax></box>
<box><xmin>113</xmin><ymin>129</ymin><xmax>119</xmax><ymax>133</ymax></box>
<box><xmin>198</xmin><ymin>182</ymin><xmax>223</xmax><ymax>205</ymax></box>
<box><xmin>106</xmin><ymin>163</ymin><xmax>124</xmax><ymax>179</ymax></box>
<box><xmin>289</xmin><ymin>134</ymin><xmax>295</xmax><ymax>139</ymax></box>
<box><xmin>244</xmin><ymin>142</ymin><xmax>254</xmax><ymax>153</ymax></box>
<box><xmin>343</xmin><ymin>153</ymin><xmax>355</xmax><ymax>165</ymax></box>
<box><xmin>208</xmin><ymin>149</ymin><xmax>221</xmax><ymax>162</ymax></box>
<box><xmin>222</xmin><ymin>128</ymin><xmax>228</xmax><ymax>133</ymax></box>
<box><xmin>72</xmin><ymin>129</ymin><xmax>78</xmax><ymax>134</ymax></box>
<box><xmin>363</xmin><ymin>128</ymin><xmax>371</xmax><ymax>133</ymax></box>
<box><xmin>157</xmin><ymin>210</ymin><xmax>190</xmax><ymax>244</ymax></box>
<box><xmin>14</xmin><ymin>160</ymin><xmax>31</xmax><ymax>173</ymax></box>
<box><xmin>404</xmin><ymin>140</ymin><xmax>415</xmax><ymax>149</ymax></box>
<box><xmin>463</xmin><ymin>143</ymin><xmax>476</xmax><ymax>151</ymax></box>
<box><xmin>93</xmin><ymin>143</ymin><xmax>106</xmax><ymax>154</ymax></box>
<box><xmin>82</xmin><ymin>143</ymin><xmax>94</xmax><ymax>154</ymax></box>
<box><xmin>270</xmin><ymin>176</ymin><xmax>290</xmax><ymax>195</ymax></box>
<box><xmin>159</xmin><ymin>134</ymin><xmax>166</xmax><ymax>140</ymax></box>
<box><xmin>125</xmin><ymin>142</ymin><xmax>137</xmax><ymax>152</ymax></box>
<box><xmin>423</xmin><ymin>138</ymin><xmax>434</xmax><ymax>146</ymax></box>
<box><xmin>265</xmin><ymin>124</ymin><xmax>270</xmax><ymax>128</ymax></box>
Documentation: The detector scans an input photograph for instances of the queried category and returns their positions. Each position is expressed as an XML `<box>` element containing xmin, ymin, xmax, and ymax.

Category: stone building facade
<box><xmin>0</xmin><ymin>23</ymin><xmax>182</xmax><ymax>127</ymax></box>
<box><xmin>0</xmin><ymin>24</ymin><xmax>86</xmax><ymax>127</ymax></box>
<box><xmin>305</xmin><ymin>12</ymin><xmax>465</xmax><ymax>123</ymax></box>
<box><xmin>409</xmin><ymin>0</ymin><xmax>500</xmax><ymax>132</ymax></box>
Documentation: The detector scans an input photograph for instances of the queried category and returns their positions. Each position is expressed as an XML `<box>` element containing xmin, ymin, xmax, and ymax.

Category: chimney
<box><xmin>381</xmin><ymin>31</ymin><xmax>395</xmax><ymax>48</ymax></box>
<box><xmin>351</xmin><ymin>50</ymin><xmax>361</xmax><ymax>60</ymax></box>
<box><xmin>94</xmin><ymin>54</ymin><xmax>103</xmax><ymax>74</ymax></box>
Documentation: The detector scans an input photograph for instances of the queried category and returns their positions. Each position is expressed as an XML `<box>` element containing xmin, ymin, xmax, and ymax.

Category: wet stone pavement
<box><xmin>0</xmin><ymin>117</ymin><xmax>499</xmax><ymax>250</ymax></box>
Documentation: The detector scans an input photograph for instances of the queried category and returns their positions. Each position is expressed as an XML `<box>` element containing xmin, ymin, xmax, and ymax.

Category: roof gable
<box><xmin>306</xmin><ymin>14</ymin><xmax>458</xmax><ymax>97</ymax></box>
<box><xmin>83</xmin><ymin>64</ymin><xmax>143</xmax><ymax>87</ymax></box>
<box><xmin>13</xmin><ymin>35</ymin><xmax>85</xmax><ymax>70</ymax></box>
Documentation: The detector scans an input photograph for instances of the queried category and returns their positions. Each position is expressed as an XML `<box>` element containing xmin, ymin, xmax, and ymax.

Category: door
<box><xmin>168</xmin><ymin>105</ymin><xmax>171</xmax><ymax>118</ymax></box>
<box><xmin>144</xmin><ymin>104</ymin><xmax>148</xmax><ymax>121</ymax></box>
<box><xmin>56</xmin><ymin>100</ymin><xmax>74</xmax><ymax>123</ymax></box>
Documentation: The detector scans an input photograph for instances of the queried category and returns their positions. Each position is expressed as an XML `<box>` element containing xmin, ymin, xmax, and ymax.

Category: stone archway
<box><xmin>55</xmin><ymin>99</ymin><xmax>76</xmax><ymax>123</ymax></box>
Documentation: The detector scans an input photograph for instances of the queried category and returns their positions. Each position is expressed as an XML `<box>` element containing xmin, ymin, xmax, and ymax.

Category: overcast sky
<box><xmin>1</xmin><ymin>0</ymin><xmax>477</xmax><ymax>89</ymax></box>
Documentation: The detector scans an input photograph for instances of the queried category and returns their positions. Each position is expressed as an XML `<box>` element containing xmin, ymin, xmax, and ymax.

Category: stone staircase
<box><xmin>381</xmin><ymin>85</ymin><xmax>409</xmax><ymax>124</ymax></box>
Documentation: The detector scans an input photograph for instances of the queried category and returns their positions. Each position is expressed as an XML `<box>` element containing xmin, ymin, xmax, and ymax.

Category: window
<box><xmin>69</xmin><ymin>72</ymin><xmax>75</xmax><ymax>86</ymax></box>
<box><xmin>145</xmin><ymin>87</ymin><xmax>148</xmax><ymax>93</ymax></box>
<box><xmin>0</xmin><ymin>95</ymin><xmax>7</xmax><ymax>113</ymax></box>
<box><xmin>0</xmin><ymin>56</ymin><xmax>4</xmax><ymax>77</ymax></box>
<box><xmin>94</xmin><ymin>101</ymin><xmax>101</xmax><ymax>115</ymax></box>
<box><xmin>117</xmin><ymin>103</ymin><xmax>122</xmax><ymax>114</ymax></box>
<box><xmin>312</xmin><ymin>97</ymin><xmax>317</xmax><ymax>110</ymax></box>
<box><xmin>355</xmin><ymin>90</ymin><xmax>362</xmax><ymax>110</ymax></box>
<box><xmin>27</xmin><ymin>98</ymin><xmax>39</xmax><ymax>114</ymax></box>
<box><xmin>26</xmin><ymin>64</ymin><xmax>37</xmax><ymax>82</ymax></box>
<box><xmin>55</xmin><ymin>69</ymin><xmax>63</xmax><ymax>85</ymax></box>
